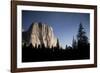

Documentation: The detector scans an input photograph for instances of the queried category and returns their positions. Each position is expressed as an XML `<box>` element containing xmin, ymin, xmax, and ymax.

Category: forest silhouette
<box><xmin>22</xmin><ymin>23</ymin><xmax>90</xmax><ymax>62</ymax></box>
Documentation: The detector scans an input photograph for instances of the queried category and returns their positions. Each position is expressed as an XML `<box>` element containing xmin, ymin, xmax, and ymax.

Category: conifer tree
<box><xmin>56</xmin><ymin>38</ymin><xmax>60</xmax><ymax>48</ymax></box>
<box><xmin>72</xmin><ymin>36</ymin><xmax>77</xmax><ymax>49</ymax></box>
<box><xmin>77</xmin><ymin>23</ymin><xmax>88</xmax><ymax>48</ymax></box>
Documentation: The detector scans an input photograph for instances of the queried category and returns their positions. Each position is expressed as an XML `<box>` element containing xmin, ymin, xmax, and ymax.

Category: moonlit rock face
<box><xmin>23</xmin><ymin>22</ymin><xmax>57</xmax><ymax>48</ymax></box>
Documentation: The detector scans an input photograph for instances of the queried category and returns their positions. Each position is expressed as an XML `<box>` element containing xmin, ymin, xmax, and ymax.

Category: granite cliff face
<box><xmin>22</xmin><ymin>22</ymin><xmax>57</xmax><ymax>48</ymax></box>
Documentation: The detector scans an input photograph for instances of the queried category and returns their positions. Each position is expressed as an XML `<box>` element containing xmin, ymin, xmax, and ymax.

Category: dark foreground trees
<box><xmin>76</xmin><ymin>23</ymin><xmax>90</xmax><ymax>59</ymax></box>
<box><xmin>22</xmin><ymin>23</ymin><xmax>90</xmax><ymax>62</ymax></box>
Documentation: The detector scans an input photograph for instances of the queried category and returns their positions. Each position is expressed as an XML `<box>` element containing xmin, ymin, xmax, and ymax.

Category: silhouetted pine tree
<box><xmin>42</xmin><ymin>43</ymin><xmax>45</xmax><ymax>48</ymax></box>
<box><xmin>65</xmin><ymin>45</ymin><xmax>68</xmax><ymax>49</ymax></box>
<box><xmin>77</xmin><ymin>23</ymin><xmax>90</xmax><ymax>59</ymax></box>
<box><xmin>38</xmin><ymin>44</ymin><xmax>41</xmax><ymax>49</ymax></box>
<box><xmin>72</xmin><ymin>36</ymin><xmax>77</xmax><ymax>49</ymax></box>
<box><xmin>77</xmin><ymin>23</ymin><xmax>89</xmax><ymax>47</ymax></box>
<box><xmin>34</xmin><ymin>44</ymin><xmax>37</xmax><ymax>48</ymax></box>
<box><xmin>56</xmin><ymin>38</ymin><xmax>60</xmax><ymax>48</ymax></box>
<box><xmin>29</xmin><ymin>43</ymin><xmax>33</xmax><ymax>49</ymax></box>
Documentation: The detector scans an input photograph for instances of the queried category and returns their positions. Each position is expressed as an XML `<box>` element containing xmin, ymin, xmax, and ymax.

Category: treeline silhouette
<box><xmin>22</xmin><ymin>23</ymin><xmax>90</xmax><ymax>62</ymax></box>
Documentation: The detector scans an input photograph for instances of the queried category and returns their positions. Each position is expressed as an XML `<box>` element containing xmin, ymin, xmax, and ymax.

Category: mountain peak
<box><xmin>22</xmin><ymin>22</ymin><xmax>57</xmax><ymax>48</ymax></box>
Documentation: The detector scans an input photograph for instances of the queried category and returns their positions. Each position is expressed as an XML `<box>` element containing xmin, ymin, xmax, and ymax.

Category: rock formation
<box><xmin>22</xmin><ymin>22</ymin><xmax>57</xmax><ymax>48</ymax></box>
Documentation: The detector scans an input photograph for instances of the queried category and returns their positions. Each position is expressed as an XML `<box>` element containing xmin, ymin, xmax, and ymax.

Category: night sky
<box><xmin>22</xmin><ymin>10</ymin><xmax>90</xmax><ymax>49</ymax></box>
